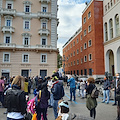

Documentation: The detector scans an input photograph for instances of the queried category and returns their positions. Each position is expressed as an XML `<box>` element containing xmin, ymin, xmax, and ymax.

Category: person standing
<box><xmin>35</xmin><ymin>81</ymin><xmax>50</xmax><ymax>120</ymax></box>
<box><xmin>102</xmin><ymin>76</ymin><xmax>111</xmax><ymax>104</ymax></box>
<box><xmin>51</xmin><ymin>76</ymin><xmax>65</xmax><ymax>119</ymax></box>
<box><xmin>0</xmin><ymin>76</ymin><xmax>4</xmax><ymax>107</ymax></box>
<box><xmin>86</xmin><ymin>77</ymin><xmax>97</xmax><ymax>119</ymax></box>
<box><xmin>80</xmin><ymin>80</ymin><xmax>85</xmax><ymax>99</ymax></box>
<box><xmin>67</xmin><ymin>75</ymin><xmax>76</xmax><ymax>101</ymax></box>
<box><xmin>4</xmin><ymin>75</ymin><xmax>27</xmax><ymax>120</ymax></box>
<box><xmin>112</xmin><ymin>73</ymin><xmax>120</xmax><ymax>106</ymax></box>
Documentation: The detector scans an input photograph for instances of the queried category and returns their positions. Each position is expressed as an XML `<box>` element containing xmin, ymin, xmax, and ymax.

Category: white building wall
<box><xmin>103</xmin><ymin>0</ymin><xmax>120</xmax><ymax>75</ymax></box>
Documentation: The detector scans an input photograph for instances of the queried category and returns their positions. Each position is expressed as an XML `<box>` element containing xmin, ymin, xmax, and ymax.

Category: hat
<box><xmin>59</xmin><ymin>101</ymin><xmax>69</xmax><ymax>108</ymax></box>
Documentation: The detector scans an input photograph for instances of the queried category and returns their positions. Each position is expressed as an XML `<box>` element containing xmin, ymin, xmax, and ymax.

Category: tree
<box><xmin>57</xmin><ymin>53</ymin><xmax>62</xmax><ymax>68</ymax></box>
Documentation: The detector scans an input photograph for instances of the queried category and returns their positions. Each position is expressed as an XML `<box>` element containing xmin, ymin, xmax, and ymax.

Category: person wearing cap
<box><xmin>51</xmin><ymin>76</ymin><xmax>65</xmax><ymax>119</ymax></box>
<box><xmin>56</xmin><ymin>101</ymin><xmax>69</xmax><ymax>120</ymax></box>
<box><xmin>67</xmin><ymin>75</ymin><xmax>76</xmax><ymax>101</ymax></box>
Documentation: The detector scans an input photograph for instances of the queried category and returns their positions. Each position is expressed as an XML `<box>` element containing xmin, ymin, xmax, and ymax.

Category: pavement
<box><xmin>0</xmin><ymin>85</ymin><xmax>117</xmax><ymax>120</ymax></box>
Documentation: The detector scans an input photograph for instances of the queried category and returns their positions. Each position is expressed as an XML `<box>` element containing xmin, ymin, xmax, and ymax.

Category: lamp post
<box><xmin>62</xmin><ymin>55</ymin><xmax>66</xmax><ymax>77</ymax></box>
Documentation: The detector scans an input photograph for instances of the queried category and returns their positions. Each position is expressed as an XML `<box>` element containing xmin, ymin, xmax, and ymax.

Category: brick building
<box><xmin>0</xmin><ymin>0</ymin><xmax>58</xmax><ymax>79</ymax></box>
<box><xmin>63</xmin><ymin>0</ymin><xmax>105</xmax><ymax>78</ymax></box>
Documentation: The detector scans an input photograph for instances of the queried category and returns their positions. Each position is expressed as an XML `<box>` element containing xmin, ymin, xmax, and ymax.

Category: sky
<box><xmin>57</xmin><ymin>0</ymin><xmax>88</xmax><ymax>55</ymax></box>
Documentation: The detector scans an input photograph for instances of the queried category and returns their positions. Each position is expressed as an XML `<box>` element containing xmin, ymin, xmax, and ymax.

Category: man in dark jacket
<box><xmin>51</xmin><ymin>76</ymin><xmax>64</xmax><ymax>119</ymax></box>
<box><xmin>112</xmin><ymin>73</ymin><xmax>120</xmax><ymax>106</ymax></box>
<box><xmin>102</xmin><ymin>76</ymin><xmax>111</xmax><ymax>104</ymax></box>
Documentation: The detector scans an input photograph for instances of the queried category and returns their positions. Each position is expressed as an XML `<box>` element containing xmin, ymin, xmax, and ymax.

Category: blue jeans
<box><xmin>0</xmin><ymin>92</ymin><xmax>4</xmax><ymax>105</ymax></box>
<box><xmin>49</xmin><ymin>93</ymin><xmax>53</xmax><ymax>106</ymax></box>
<box><xmin>103</xmin><ymin>90</ymin><xmax>110</xmax><ymax>103</ymax></box>
<box><xmin>7</xmin><ymin>118</ymin><xmax>24</xmax><ymax>120</ymax></box>
<box><xmin>81</xmin><ymin>89</ymin><xmax>84</xmax><ymax>98</ymax></box>
<box><xmin>53</xmin><ymin>99</ymin><xmax>59</xmax><ymax>119</ymax></box>
<box><xmin>70</xmin><ymin>88</ymin><xmax>76</xmax><ymax>101</ymax></box>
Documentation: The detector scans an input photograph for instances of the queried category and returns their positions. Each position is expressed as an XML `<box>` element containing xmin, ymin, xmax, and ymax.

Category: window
<box><xmin>84</xmin><ymin>69</ymin><xmax>87</xmax><ymax>76</ymax></box>
<box><xmin>115</xmin><ymin>14</ymin><xmax>119</xmax><ymax>36</ymax></box>
<box><xmin>89</xmin><ymin>68</ymin><xmax>92</xmax><ymax>75</ymax></box>
<box><xmin>23</xmin><ymin>54</ymin><xmax>29</xmax><ymax>63</ymax></box>
<box><xmin>84</xmin><ymin>55</ymin><xmax>87</xmax><ymax>62</ymax></box>
<box><xmin>77</xmin><ymin>49</ymin><xmax>79</xmax><ymax>54</ymax></box>
<box><xmin>24</xmin><ymin>37</ymin><xmax>29</xmax><ymax>46</ymax></box>
<box><xmin>71</xmin><ymin>44</ymin><xmax>72</xmax><ymax>48</ymax></box>
<box><xmin>77</xmin><ymin>70</ymin><xmax>79</xmax><ymax>75</ymax></box>
<box><xmin>42</xmin><ymin>7</ymin><xmax>47</xmax><ymax>12</ymax></box>
<box><xmin>81</xmin><ymin>70</ymin><xmax>83</xmax><ymax>75</ymax></box>
<box><xmin>88</xmin><ymin>25</ymin><xmax>91</xmax><ymax>32</ymax></box>
<box><xmin>6</xmin><ymin>20</ymin><xmax>11</xmax><ymax>26</ymax></box>
<box><xmin>81</xmin><ymin>35</ymin><xmax>82</xmax><ymax>40</ymax></box>
<box><xmin>88</xmin><ymin>12</ymin><xmax>91</xmax><ymax>19</ymax></box>
<box><xmin>84</xmin><ymin>43</ymin><xmax>87</xmax><ymax>49</ymax></box>
<box><xmin>108</xmin><ymin>2</ymin><xmax>110</xmax><ymax>10</ymax></box>
<box><xmin>89</xmin><ymin>54</ymin><xmax>92</xmax><ymax>61</ymax></box>
<box><xmin>74</xmin><ymin>61</ymin><xmax>75</xmax><ymax>65</ymax></box>
<box><xmin>24</xmin><ymin>21</ymin><xmax>30</xmax><ymax>30</ymax></box>
<box><xmin>110</xmin><ymin>0</ymin><xmax>113</xmax><ymax>7</ymax></box>
<box><xmin>105</xmin><ymin>5</ymin><xmax>107</xmax><ymax>12</ymax></box>
<box><xmin>77</xmin><ymin>59</ymin><xmax>79</xmax><ymax>65</ymax></box>
<box><xmin>105</xmin><ymin>23</ymin><xmax>108</xmax><ymax>41</ymax></box>
<box><xmin>81</xmin><ymin>47</ymin><xmax>83</xmax><ymax>52</ymax></box>
<box><xmin>41</xmin><ymin>54</ymin><xmax>47</xmax><ymax>63</ymax></box>
<box><xmin>42</xmin><ymin>23</ymin><xmax>47</xmax><ymax>29</ymax></box>
<box><xmin>25</xmin><ymin>5</ymin><xmax>30</xmax><ymax>13</ymax></box>
<box><xmin>109</xmin><ymin>19</ymin><xmax>113</xmax><ymax>39</ymax></box>
<box><xmin>7</xmin><ymin>4</ymin><xmax>12</xmax><ymax>9</ymax></box>
<box><xmin>88</xmin><ymin>40</ymin><xmax>92</xmax><ymax>47</ymax></box>
<box><xmin>84</xmin><ymin>17</ymin><xmax>86</xmax><ymax>24</ymax></box>
<box><xmin>84</xmin><ymin>29</ymin><xmax>87</xmax><ymax>36</ymax></box>
<box><xmin>3</xmin><ymin>53</ymin><xmax>10</xmax><ymax>62</ymax></box>
<box><xmin>81</xmin><ymin>58</ymin><xmax>83</xmax><ymax>64</ymax></box>
<box><xmin>77</xmin><ymin>38</ymin><xmax>79</xmax><ymax>43</ymax></box>
<box><xmin>4</xmin><ymin>35</ymin><xmax>11</xmax><ymax>43</ymax></box>
<box><xmin>73</xmin><ymin>51</ymin><xmax>75</xmax><ymax>56</ymax></box>
<box><xmin>71</xmin><ymin>62</ymin><xmax>72</xmax><ymax>66</ymax></box>
<box><xmin>73</xmin><ymin>41</ymin><xmax>75</xmax><ymax>46</ymax></box>
<box><xmin>71</xmin><ymin>53</ymin><xmax>72</xmax><ymax>57</ymax></box>
<box><xmin>42</xmin><ymin>38</ymin><xmax>46</xmax><ymax>45</ymax></box>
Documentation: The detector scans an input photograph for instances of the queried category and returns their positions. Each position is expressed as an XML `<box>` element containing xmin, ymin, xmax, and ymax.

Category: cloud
<box><xmin>57</xmin><ymin>1</ymin><xmax>86</xmax><ymax>55</ymax></box>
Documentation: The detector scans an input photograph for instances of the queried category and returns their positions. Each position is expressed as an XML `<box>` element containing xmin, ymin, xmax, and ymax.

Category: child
<box><xmin>56</xmin><ymin>101</ymin><xmax>69</xmax><ymax>120</ymax></box>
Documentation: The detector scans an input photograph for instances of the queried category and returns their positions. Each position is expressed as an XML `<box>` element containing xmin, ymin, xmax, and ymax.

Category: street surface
<box><xmin>0</xmin><ymin>84</ymin><xmax>117</xmax><ymax>120</ymax></box>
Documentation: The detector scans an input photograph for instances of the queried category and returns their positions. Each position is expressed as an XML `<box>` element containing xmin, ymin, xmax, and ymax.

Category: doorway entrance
<box><xmin>40</xmin><ymin>70</ymin><xmax>47</xmax><ymax>79</ymax></box>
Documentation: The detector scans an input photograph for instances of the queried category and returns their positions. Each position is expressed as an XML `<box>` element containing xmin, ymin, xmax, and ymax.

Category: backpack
<box><xmin>91</xmin><ymin>86</ymin><xmax>99</xmax><ymax>98</ymax></box>
<box><xmin>57</xmin><ymin>84</ymin><xmax>65</xmax><ymax>99</ymax></box>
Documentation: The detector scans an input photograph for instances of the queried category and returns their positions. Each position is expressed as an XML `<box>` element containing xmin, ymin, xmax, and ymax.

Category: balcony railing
<box><xmin>37</xmin><ymin>12</ymin><xmax>51</xmax><ymax>19</ymax></box>
<box><xmin>2</xmin><ymin>26</ymin><xmax>15</xmax><ymax>33</ymax></box>
<box><xmin>0</xmin><ymin>8</ymin><xmax>16</xmax><ymax>16</ymax></box>
<box><xmin>0</xmin><ymin>43</ymin><xmax>16</xmax><ymax>49</ymax></box>
<box><xmin>36</xmin><ymin>44</ymin><xmax>52</xmax><ymax>49</ymax></box>
<box><xmin>38</xmin><ymin>29</ymin><xmax>50</xmax><ymax>36</ymax></box>
<box><xmin>39</xmin><ymin>0</ymin><xmax>50</xmax><ymax>3</ymax></box>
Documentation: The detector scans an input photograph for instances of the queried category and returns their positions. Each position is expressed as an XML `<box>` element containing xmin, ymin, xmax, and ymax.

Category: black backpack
<box><xmin>91</xmin><ymin>87</ymin><xmax>99</xmax><ymax>98</ymax></box>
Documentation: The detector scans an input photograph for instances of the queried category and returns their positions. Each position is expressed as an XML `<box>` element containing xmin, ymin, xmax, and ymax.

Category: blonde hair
<box><xmin>87</xmin><ymin>77</ymin><xmax>95</xmax><ymax>83</ymax></box>
<box><xmin>11</xmin><ymin>75</ymin><xmax>25</xmax><ymax>90</ymax></box>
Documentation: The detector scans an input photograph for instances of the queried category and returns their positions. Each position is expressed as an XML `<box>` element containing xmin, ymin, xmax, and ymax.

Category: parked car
<box><xmin>78</xmin><ymin>76</ymin><xmax>88</xmax><ymax>82</ymax></box>
<box><xmin>95</xmin><ymin>77</ymin><xmax>104</xmax><ymax>84</ymax></box>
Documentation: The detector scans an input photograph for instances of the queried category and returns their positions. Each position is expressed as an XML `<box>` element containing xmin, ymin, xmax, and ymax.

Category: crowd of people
<box><xmin>0</xmin><ymin>70</ymin><xmax>120</xmax><ymax>120</ymax></box>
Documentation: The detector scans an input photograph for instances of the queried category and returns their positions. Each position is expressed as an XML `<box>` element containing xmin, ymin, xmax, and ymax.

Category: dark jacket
<box><xmin>51</xmin><ymin>81</ymin><xmax>64</xmax><ymax>100</ymax></box>
<box><xmin>103</xmin><ymin>79</ymin><xmax>110</xmax><ymax>90</ymax></box>
<box><xmin>113</xmin><ymin>78</ymin><xmax>120</xmax><ymax>89</ymax></box>
<box><xmin>86</xmin><ymin>83</ymin><xmax>95</xmax><ymax>94</ymax></box>
<box><xmin>4</xmin><ymin>85</ymin><xmax>27</xmax><ymax>115</ymax></box>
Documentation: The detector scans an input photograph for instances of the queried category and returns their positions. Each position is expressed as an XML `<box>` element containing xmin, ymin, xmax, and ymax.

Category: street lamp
<box><xmin>62</xmin><ymin>55</ymin><xmax>66</xmax><ymax>77</ymax></box>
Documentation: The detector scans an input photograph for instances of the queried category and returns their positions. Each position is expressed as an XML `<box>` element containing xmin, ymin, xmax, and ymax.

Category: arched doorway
<box><xmin>106</xmin><ymin>50</ymin><xmax>115</xmax><ymax>76</ymax></box>
<box><xmin>117</xmin><ymin>47</ymin><xmax>120</xmax><ymax>73</ymax></box>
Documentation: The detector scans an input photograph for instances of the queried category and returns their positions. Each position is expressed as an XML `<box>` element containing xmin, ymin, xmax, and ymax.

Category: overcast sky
<box><xmin>57</xmin><ymin>0</ymin><xmax>88</xmax><ymax>55</ymax></box>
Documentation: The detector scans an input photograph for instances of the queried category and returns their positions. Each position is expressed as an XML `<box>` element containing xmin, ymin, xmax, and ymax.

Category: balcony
<box><xmin>38</xmin><ymin>29</ymin><xmax>50</xmax><ymax>36</ymax></box>
<box><xmin>0</xmin><ymin>8</ymin><xmax>16</xmax><ymax>16</ymax></box>
<box><xmin>39</xmin><ymin>0</ymin><xmax>50</xmax><ymax>3</ymax></box>
<box><xmin>0</xmin><ymin>43</ymin><xmax>16</xmax><ymax>50</ymax></box>
<box><xmin>2</xmin><ymin>26</ymin><xmax>15</xmax><ymax>33</ymax></box>
<box><xmin>37</xmin><ymin>12</ymin><xmax>51</xmax><ymax>19</ymax></box>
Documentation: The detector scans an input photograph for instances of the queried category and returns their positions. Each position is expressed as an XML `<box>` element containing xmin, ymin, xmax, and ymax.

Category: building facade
<box><xmin>0</xmin><ymin>0</ymin><xmax>58</xmax><ymax>78</ymax></box>
<box><xmin>103</xmin><ymin>0</ymin><xmax>120</xmax><ymax>76</ymax></box>
<box><xmin>63</xmin><ymin>0</ymin><xmax>104</xmax><ymax>79</ymax></box>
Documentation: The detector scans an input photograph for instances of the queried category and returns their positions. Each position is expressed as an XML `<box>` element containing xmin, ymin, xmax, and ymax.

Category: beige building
<box><xmin>0</xmin><ymin>0</ymin><xmax>59</xmax><ymax>79</ymax></box>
